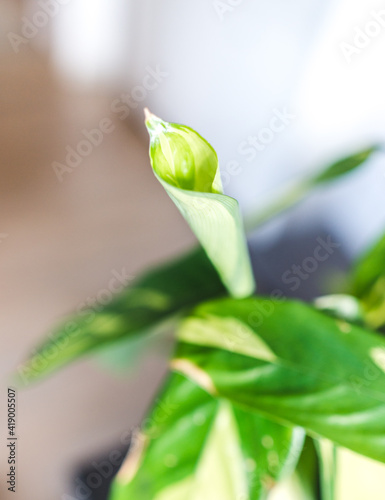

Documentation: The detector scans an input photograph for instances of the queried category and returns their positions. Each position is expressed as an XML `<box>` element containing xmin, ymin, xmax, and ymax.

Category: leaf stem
<box><xmin>244</xmin><ymin>180</ymin><xmax>312</xmax><ymax>232</ymax></box>
<box><xmin>314</xmin><ymin>439</ymin><xmax>338</xmax><ymax>500</ymax></box>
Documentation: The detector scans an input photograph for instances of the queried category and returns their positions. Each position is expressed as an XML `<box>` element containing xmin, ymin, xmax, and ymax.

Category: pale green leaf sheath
<box><xmin>314</xmin><ymin>438</ymin><xmax>338</xmax><ymax>500</ymax></box>
<box><xmin>173</xmin><ymin>298</ymin><xmax>385</xmax><ymax>463</ymax></box>
<box><xmin>145</xmin><ymin>109</ymin><xmax>255</xmax><ymax>298</ymax></box>
<box><xmin>109</xmin><ymin>373</ymin><xmax>304</xmax><ymax>500</ymax></box>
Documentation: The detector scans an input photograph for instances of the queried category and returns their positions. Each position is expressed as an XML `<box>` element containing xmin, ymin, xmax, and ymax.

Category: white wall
<box><xmin>49</xmin><ymin>0</ymin><xmax>385</xmax><ymax>256</ymax></box>
<box><xmin>292</xmin><ymin>0</ymin><xmax>385</xmax><ymax>256</ymax></box>
<box><xmin>49</xmin><ymin>0</ymin><xmax>134</xmax><ymax>88</ymax></box>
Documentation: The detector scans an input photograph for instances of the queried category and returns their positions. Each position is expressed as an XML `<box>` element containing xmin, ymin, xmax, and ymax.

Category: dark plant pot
<box><xmin>70</xmin><ymin>443</ymin><xmax>130</xmax><ymax>500</ymax></box>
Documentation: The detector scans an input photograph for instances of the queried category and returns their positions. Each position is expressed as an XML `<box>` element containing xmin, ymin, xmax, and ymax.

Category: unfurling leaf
<box><xmin>145</xmin><ymin>109</ymin><xmax>255</xmax><ymax>298</ymax></box>
<box><xmin>146</xmin><ymin>110</ymin><xmax>222</xmax><ymax>193</ymax></box>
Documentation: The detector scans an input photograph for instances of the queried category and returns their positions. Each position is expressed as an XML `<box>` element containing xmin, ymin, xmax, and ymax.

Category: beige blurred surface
<box><xmin>0</xmin><ymin>48</ymin><xmax>194</xmax><ymax>499</ymax></box>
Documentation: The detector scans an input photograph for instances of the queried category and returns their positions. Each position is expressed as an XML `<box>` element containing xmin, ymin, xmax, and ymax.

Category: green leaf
<box><xmin>245</xmin><ymin>146</ymin><xmax>378</xmax><ymax>230</ymax></box>
<box><xmin>173</xmin><ymin>297</ymin><xmax>385</xmax><ymax>463</ymax></box>
<box><xmin>17</xmin><ymin>247</ymin><xmax>225</xmax><ymax>385</ymax></box>
<box><xmin>289</xmin><ymin>437</ymin><xmax>320</xmax><ymax>500</ymax></box>
<box><xmin>145</xmin><ymin>109</ymin><xmax>255</xmax><ymax>298</ymax></box>
<box><xmin>311</xmin><ymin>146</ymin><xmax>378</xmax><ymax>185</ymax></box>
<box><xmin>270</xmin><ymin>437</ymin><xmax>319</xmax><ymax>500</ymax></box>
<box><xmin>109</xmin><ymin>373</ymin><xmax>304</xmax><ymax>500</ymax></box>
<box><xmin>94</xmin><ymin>328</ymin><xmax>170</xmax><ymax>374</ymax></box>
<box><xmin>313</xmin><ymin>294</ymin><xmax>365</xmax><ymax>326</ymax></box>
<box><xmin>350</xmin><ymin>232</ymin><xmax>385</xmax><ymax>330</ymax></box>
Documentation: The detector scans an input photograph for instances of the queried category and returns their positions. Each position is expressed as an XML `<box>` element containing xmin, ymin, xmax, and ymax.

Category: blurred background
<box><xmin>1</xmin><ymin>0</ymin><xmax>385</xmax><ymax>499</ymax></box>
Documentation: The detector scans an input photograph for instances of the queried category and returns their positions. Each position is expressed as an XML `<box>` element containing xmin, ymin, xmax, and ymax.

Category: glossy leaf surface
<box><xmin>173</xmin><ymin>297</ymin><xmax>385</xmax><ymax>463</ymax></box>
<box><xmin>110</xmin><ymin>373</ymin><xmax>304</xmax><ymax>500</ymax></box>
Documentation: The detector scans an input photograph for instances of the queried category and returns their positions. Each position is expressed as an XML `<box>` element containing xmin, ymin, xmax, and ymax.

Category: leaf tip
<box><xmin>143</xmin><ymin>106</ymin><xmax>153</xmax><ymax>123</ymax></box>
<box><xmin>144</xmin><ymin>108</ymin><xmax>168</xmax><ymax>138</ymax></box>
